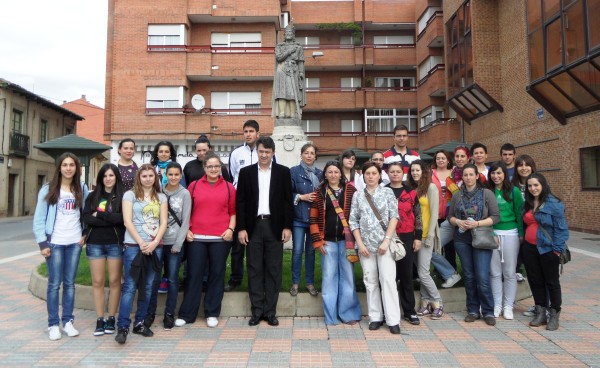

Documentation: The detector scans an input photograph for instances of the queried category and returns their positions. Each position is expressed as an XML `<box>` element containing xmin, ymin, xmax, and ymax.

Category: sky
<box><xmin>0</xmin><ymin>1</ymin><xmax>108</xmax><ymax>108</ymax></box>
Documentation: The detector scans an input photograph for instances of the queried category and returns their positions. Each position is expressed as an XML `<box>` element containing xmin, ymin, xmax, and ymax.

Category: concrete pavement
<box><xmin>0</xmin><ymin>230</ymin><xmax>599</xmax><ymax>367</ymax></box>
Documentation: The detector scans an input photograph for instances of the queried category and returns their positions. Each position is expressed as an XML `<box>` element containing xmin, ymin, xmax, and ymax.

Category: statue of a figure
<box><xmin>273</xmin><ymin>24</ymin><xmax>306</xmax><ymax>119</ymax></box>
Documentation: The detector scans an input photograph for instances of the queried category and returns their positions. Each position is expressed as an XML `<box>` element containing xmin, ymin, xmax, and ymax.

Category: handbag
<box><xmin>364</xmin><ymin>189</ymin><xmax>406</xmax><ymax>261</ymax></box>
<box><xmin>534</xmin><ymin>216</ymin><xmax>571</xmax><ymax>274</ymax></box>
<box><xmin>470</xmin><ymin>226</ymin><xmax>499</xmax><ymax>249</ymax></box>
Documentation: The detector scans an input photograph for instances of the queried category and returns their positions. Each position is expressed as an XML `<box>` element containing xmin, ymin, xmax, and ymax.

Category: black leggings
<box><xmin>522</xmin><ymin>242</ymin><xmax>562</xmax><ymax>311</ymax></box>
<box><xmin>396</xmin><ymin>232</ymin><xmax>416</xmax><ymax>316</ymax></box>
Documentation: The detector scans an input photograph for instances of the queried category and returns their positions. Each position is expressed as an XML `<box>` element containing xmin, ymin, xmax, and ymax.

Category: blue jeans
<box><xmin>117</xmin><ymin>246</ymin><xmax>163</xmax><ymax>329</ymax></box>
<box><xmin>454</xmin><ymin>231</ymin><xmax>494</xmax><ymax>317</ymax></box>
<box><xmin>46</xmin><ymin>243</ymin><xmax>82</xmax><ymax>327</ymax></box>
<box><xmin>431</xmin><ymin>252</ymin><xmax>456</xmax><ymax>280</ymax></box>
<box><xmin>86</xmin><ymin>243</ymin><xmax>123</xmax><ymax>260</ymax></box>
<box><xmin>147</xmin><ymin>244</ymin><xmax>183</xmax><ymax>317</ymax></box>
<box><xmin>291</xmin><ymin>225</ymin><xmax>315</xmax><ymax>285</ymax></box>
<box><xmin>320</xmin><ymin>240</ymin><xmax>362</xmax><ymax>325</ymax></box>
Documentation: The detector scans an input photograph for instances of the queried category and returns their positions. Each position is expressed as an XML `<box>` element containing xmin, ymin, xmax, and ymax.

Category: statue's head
<box><xmin>284</xmin><ymin>23</ymin><xmax>295</xmax><ymax>40</ymax></box>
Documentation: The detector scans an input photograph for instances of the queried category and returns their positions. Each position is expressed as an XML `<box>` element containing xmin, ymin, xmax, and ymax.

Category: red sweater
<box><xmin>188</xmin><ymin>176</ymin><xmax>236</xmax><ymax>237</ymax></box>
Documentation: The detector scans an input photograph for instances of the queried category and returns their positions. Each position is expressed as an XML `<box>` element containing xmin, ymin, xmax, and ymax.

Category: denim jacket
<box><xmin>33</xmin><ymin>183</ymin><xmax>89</xmax><ymax>250</ymax></box>
<box><xmin>290</xmin><ymin>164</ymin><xmax>322</xmax><ymax>226</ymax></box>
<box><xmin>533</xmin><ymin>195</ymin><xmax>569</xmax><ymax>255</ymax></box>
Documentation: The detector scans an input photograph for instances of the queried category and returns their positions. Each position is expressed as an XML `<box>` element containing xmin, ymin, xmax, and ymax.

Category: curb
<box><xmin>28</xmin><ymin>269</ymin><xmax>531</xmax><ymax>317</ymax></box>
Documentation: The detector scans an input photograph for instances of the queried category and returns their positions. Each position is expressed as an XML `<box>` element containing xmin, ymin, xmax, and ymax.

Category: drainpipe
<box><xmin>0</xmin><ymin>98</ymin><xmax>6</xmax><ymax>157</ymax></box>
<box><xmin>22</xmin><ymin>99</ymin><xmax>30</xmax><ymax>216</ymax></box>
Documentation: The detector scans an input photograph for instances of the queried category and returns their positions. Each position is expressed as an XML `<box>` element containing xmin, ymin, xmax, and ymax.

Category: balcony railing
<box><xmin>147</xmin><ymin>45</ymin><xmax>275</xmax><ymax>53</ymax></box>
<box><xmin>145</xmin><ymin>107</ymin><xmax>271</xmax><ymax>115</ymax></box>
<box><xmin>10</xmin><ymin>132</ymin><xmax>30</xmax><ymax>156</ymax></box>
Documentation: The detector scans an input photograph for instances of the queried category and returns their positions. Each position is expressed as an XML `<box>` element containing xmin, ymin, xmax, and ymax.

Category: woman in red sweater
<box><xmin>175</xmin><ymin>152</ymin><xmax>236</xmax><ymax>329</ymax></box>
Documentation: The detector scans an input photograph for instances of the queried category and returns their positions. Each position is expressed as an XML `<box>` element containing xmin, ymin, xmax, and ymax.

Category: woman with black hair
<box><xmin>511</xmin><ymin>154</ymin><xmax>537</xmax><ymax>199</ymax></box>
<box><xmin>522</xmin><ymin>173</ymin><xmax>568</xmax><ymax>331</ymax></box>
<box><xmin>339</xmin><ymin>149</ymin><xmax>357</xmax><ymax>185</ymax></box>
<box><xmin>117</xmin><ymin>138</ymin><xmax>138</xmax><ymax>191</ymax></box>
<box><xmin>83</xmin><ymin>163</ymin><xmax>126</xmax><ymax>336</ymax></box>
<box><xmin>183</xmin><ymin>135</ymin><xmax>231</xmax><ymax>186</ymax></box>
<box><xmin>486</xmin><ymin>161</ymin><xmax>523</xmax><ymax>320</ymax></box>
<box><xmin>151</xmin><ymin>140</ymin><xmax>177</xmax><ymax>187</ymax></box>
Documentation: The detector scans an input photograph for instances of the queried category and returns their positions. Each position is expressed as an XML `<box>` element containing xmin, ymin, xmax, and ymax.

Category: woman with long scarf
<box><xmin>289</xmin><ymin>143</ymin><xmax>322</xmax><ymax>296</ymax></box>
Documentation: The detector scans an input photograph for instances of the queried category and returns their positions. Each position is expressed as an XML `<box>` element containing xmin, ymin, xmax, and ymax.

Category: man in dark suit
<box><xmin>236</xmin><ymin>136</ymin><xmax>293</xmax><ymax>326</ymax></box>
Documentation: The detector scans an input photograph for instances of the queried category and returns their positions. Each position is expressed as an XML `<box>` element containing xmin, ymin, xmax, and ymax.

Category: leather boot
<box><xmin>529</xmin><ymin>306</ymin><xmax>547</xmax><ymax>326</ymax></box>
<box><xmin>546</xmin><ymin>308</ymin><xmax>560</xmax><ymax>331</ymax></box>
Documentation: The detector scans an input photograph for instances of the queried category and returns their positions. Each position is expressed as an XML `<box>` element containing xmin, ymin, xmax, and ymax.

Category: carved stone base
<box><xmin>272</xmin><ymin>121</ymin><xmax>309</xmax><ymax>168</ymax></box>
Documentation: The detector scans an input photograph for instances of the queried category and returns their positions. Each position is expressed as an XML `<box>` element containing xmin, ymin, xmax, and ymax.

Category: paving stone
<box><xmin>468</xmin><ymin>328</ymin><xmax>512</xmax><ymax>341</ymax></box>
<box><xmin>330</xmin><ymin>352</ymin><xmax>374</xmax><ymax>367</ymax></box>
<box><xmin>412</xmin><ymin>352</ymin><xmax>460</xmax><ymax>367</ymax></box>
<box><xmin>292</xmin><ymin>339</ymin><xmax>330</xmax><ymax>352</ymax></box>
<box><xmin>163</xmin><ymin>351</ymin><xmax>209</xmax><ymax>366</ymax></box>
<box><xmin>495</xmin><ymin>353</ymin><xmax>552</xmax><ymax>367</ymax></box>
<box><xmin>326</xmin><ymin>328</ymin><xmax>365</xmax><ymax>340</ymax></box>
<box><xmin>443</xmin><ymin>339</ymin><xmax>484</xmax><ymax>353</ymax></box>
<box><xmin>401</xmin><ymin>328</ymin><xmax>438</xmax><ymax>340</ymax></box>
<box><xmin>80</xmin><ymin>350</ymin><xmax>129</xmax><ymax>365</ymax></box>
<box><xmin>1</xmin><ymin>352</ymin><xmax>46</xmax><ymax>365</ymax></box>
<box><xmin>256</xmin><ymin>328</ymin><xmax>293</xmax><ymax>339</ymax></box>
<box><xmin>184</xmin><ymin>328</ymin><xmax>222</xmax><ymax>340</ymax></box>
<box><xmin>212</xmin><ymin>339</ymin><xmax>254</xmax><ymax>352</ymax></box>
<box><xmin>247</xmin><ymin>352</ymin><xmax>291</xmax><ymax>367</ymax></box>
<box><xmin>422</xmin><ymin>319</ymin><xmax>463</xmax><ymax>330</ymax></box>
<box><xmin>366</xmin><ymin>338</ymin><xmax>409</xmax><ymax>352</ymax></box>
<box><xmin>224</xmin><ymin>317</ymin><xmax>251</xmax><ymax>327</ymax></box>
<box><xmin>573</xmin><ymin>353</ymin><xmax>600</xmax><ymax>367</ymax></box>
<box><xmin>293</xmin><ymin>317</ymin><xmax>326</xmax><ymax>329</ymax></box>
<box><xmin>517</xmin><ymin>341</ymin><xmax>568</xmax><ymax>354</ymax></box>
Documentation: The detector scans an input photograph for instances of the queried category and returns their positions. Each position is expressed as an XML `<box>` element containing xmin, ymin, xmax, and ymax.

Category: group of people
<box><xmin>33</xmin><ymin>122</ymin><xmax>569</xmax><ymax>343</ymax></box>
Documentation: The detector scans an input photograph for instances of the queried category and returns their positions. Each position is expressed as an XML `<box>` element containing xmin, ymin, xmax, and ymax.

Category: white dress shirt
<box><xmin>257</xmin><ymin>163</ymin><xmax>272</xmax><ymax>216</ymax></box>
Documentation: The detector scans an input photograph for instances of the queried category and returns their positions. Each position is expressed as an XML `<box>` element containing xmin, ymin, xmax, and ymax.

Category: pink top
<box><xmin>523</xmin><ymin>210</ymin><xmax>538</xmax><ymax>245</ymax></box>
<box><xmin>188</xmin><ymin>176</ymin><xmax>236</xmax><ymax>237</ymax></box>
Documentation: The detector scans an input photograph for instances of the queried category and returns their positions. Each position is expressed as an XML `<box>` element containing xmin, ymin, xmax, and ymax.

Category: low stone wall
<box><xmin>29</xmin><ymin>269</ymin><xmax>531</xmax><ymax>317</ymax></box>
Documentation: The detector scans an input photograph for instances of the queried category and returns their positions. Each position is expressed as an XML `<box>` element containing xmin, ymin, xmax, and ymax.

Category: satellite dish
<box><xmin>191</xmin><ymin>94</ymin><xmax>205</xmax><ymax>111</ymax></box>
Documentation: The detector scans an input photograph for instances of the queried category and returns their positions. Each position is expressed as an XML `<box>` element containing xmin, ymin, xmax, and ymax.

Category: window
<box><xmin>446</xmin><ymin>1</ymin><xmax>473</xmax><ymax>97</ymax></box>
<box><xmin>420</xmin><ymin>106</ymin><xmax>445</xmax><ymax>127</ymax></box>
<box><xmin>581</xmin><ymin>146</ymin><xmax>600</xmax><ymax>189</ymax></box>
<box><xmin>301</xmin><ymin>119</ymin><xmax>321</xmax><ymax>135</ymax></box>
<box><xmin>148</xmin><ymin>24</ymin><xmax>186</xmax><ymax>47</ymax></box>
<box><xmin>526</xmin><ymin>0</ymin><xmax>600</xmax><ymax>123</ymax></box>
<box><xmin>211</xmin><ymin>33</ymin><xmax>262</xmax><ymax>49</ymax></box>
<box><xmin>211</xmin><ymin>92</ymin><xmax>261</xmax><ymax>114</ymax></box>
<box><xmin>373</xmin><ymin>35</ymin><xmax>414</xmax><ymax>46</ymax></box>
<box><xmin>366</xmin><ymin>109</ymin><xmax>417</xmax><ymax>132</ymax></box>
<box><xmin>298</xmin><ymin>37</ymin><xmax>320</xmax><ymax>46</ymax></box>
<box><xmin>375</xmin><ymin>77</ymin><xmax>415</xmax><ymax>90</ymax></box>
<box><xmin>341</xmin><ymin>119</ymin><xmax>362</xmax><ymax>133</ymax></box>
<box><xmin>341</xmin><ymin>77</ymin><xmax>361</xmax><ymax>89</ymax></box>
<box><xmin>419</xmin><ymin>56</ymin><xmax>444</xmax><ymax>81</ymax></box>
<box><xmin>12</xmin><ymin>109</ymin><xmax>23</xmax><ymax>133</ymax></box>
<box><xmin>40</xmin><ymin>119</ymin><xmax>48</xmax><ymax>143</ymax></box>
<box><xmin>146</xmin><ymin>86</ymin><xmax>185</xmax><ymax>111</ymax></box>
<box><xmin>340</xmin><ymin>36</ymin><xmax>354</xmax><ymax>46</ymax></box>
<box><xmin>305</xmin><ymin>78</ymin><xmax>320</xmax><ymax>90</ymax></box>
<box><xmin>418</xmin><ymin>7</ymin><xmax>442</xmax><ymax>34</ymax></box>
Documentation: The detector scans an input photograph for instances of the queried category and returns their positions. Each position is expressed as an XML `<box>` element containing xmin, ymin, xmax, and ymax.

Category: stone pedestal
<box><xmin>272</xmin><ymin>118</ymin><xmax>309</xmax><ymax>169</ymax></box>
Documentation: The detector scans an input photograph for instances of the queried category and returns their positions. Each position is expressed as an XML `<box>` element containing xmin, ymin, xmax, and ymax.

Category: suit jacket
<box><xmin>236</xmin><ymin>162</ymin><xmax>293</xmax><ymax>239</ymax></box>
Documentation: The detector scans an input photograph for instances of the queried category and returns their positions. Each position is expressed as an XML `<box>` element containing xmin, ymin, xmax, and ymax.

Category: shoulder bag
<box><xmin>471</xmin><ymin>226</ymin><xmax>499</xmax><ymax>249</ymax></box>
<box><xmin>364</xmin><ymin>189</ymin><xmax>405</xmax><ymax>261</ymax></box>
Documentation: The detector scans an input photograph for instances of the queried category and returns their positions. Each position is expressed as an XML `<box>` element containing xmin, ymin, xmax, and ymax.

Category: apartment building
<box><xmin>0</xmin><ymin>79</ymin><xmax>81</xmax><ymax>217</ymax></box>
<box><xmin>104</xmin><ymin>0</ymin><xmax>449</xmax><ymax>163</ymax></box>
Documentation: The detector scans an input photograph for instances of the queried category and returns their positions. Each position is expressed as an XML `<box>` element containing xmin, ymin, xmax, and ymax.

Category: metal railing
<box><xmin>10</xmin><ymin>132</ymin><xmax>30</xmax><ymax>156</ymax></box>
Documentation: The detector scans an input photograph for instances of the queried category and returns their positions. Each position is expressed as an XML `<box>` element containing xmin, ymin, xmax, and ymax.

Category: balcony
<box><xmin>291</xmin><ymin>1</ymin><xmax>357</xmax><ymax>24</ymax></box>
<box><xmin>305</xmin><ymin>88</ymin><xmax>364</xmax><ymax>110</ymax></box>
<box><xmin>304</xmin><ymin>46</ymin><xmax>360</xmax><ymax>70</ymax></box>
<box><xmin>418</xmin><ymin>64</ymin><xmax>446</xmax><ymax>98</ymax></box>
<box><xmin>364</xmin><ymin>87</ymin><xmax>417</xmax><ymax>108</ymax></box>
<box><xmin>10</xmin><ymin>132</ymin><xmax>30</xmax><ymax>157</ymax></box>
<box><xmin>417</xmin><ymin>11</ymin><xmax>444</xmax><ymax>47</ymax></box>
<box><xmin>188</xmin><ymin>0</ymin><xmax>281</xmax><ymax>22</ymax></box>
<box><xmin>365</xmin><ymin>44</ymin><xmax>416</xmax><ymax>67</ymax></box>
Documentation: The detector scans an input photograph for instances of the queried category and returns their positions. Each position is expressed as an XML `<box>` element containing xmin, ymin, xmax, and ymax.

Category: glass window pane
<box><xmin>551</xmin><ymin>73</ymin><xmax>598</xmax><ymax>108</ymax></box>
<box><xmin>465</xmin><ymin>34</ymin><xmax>473</xmax><ymax>86</ymax></box>
<box><xmin>588</xmin><ymin>0</ymin><xmax>600</xmax><ymax>49</ymax></box>
<box><xmin>464</xmin><ymin>2</ymin><xmax>471</xmax><ymax>33</ymax></box>
<box><xmin>527</xmin><ymin>0</ymin><xmax>542</xmax><ymax>30</ymax></box>
<box><xmin>572</xmin><ymin>62</ymin><xmax>600</xmax><ymax>99</ymax></box>
<box><xmin>532</xmin><ymin>81</ymin><xmax>578</xmax><ymax>113</ymax></box>
<box><xmin>544</xmin><ymin>0</ymin><xmax>561</xmax><ymax>19</ymax></box>
<box><xmin>546</xmin><ymin>19</ymin><xmax>563</xmax><ymax>71</ymax></box>
<box><xmin>529</xmin><ymin>29</ymin><xmax>545</xmax><ymax>80</ymax></box>
<box><xmin>564</xmin><ymin>1</ymin><xmax>585</xmax><ymax>64</ymax></box>
<box><xmin>581</xmin><ymin>146</ymin><xmax>600</xmax><ymax>189</ymax></box>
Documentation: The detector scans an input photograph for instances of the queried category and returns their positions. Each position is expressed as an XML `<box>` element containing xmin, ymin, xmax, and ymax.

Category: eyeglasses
<box><xmin>206</xmin><ymin>165</ymin><xmax>221</xmax><ymax>170</ymax></box>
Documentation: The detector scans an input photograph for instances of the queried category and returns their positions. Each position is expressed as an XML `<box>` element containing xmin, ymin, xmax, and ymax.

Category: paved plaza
<box><xmin>0</xmin><ymin>220</ymin><xmax>599</xmax><ymax>367</ymax></box>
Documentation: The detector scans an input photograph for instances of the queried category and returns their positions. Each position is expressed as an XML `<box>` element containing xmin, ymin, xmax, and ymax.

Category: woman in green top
<box><xmin>486</xmin><ymin>161</ymin><xmax>523</xmax><ymax>320</ymax></box>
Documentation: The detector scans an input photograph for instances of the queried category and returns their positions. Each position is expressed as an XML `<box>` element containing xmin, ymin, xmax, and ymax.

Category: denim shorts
<box><xmin>86</xmin><ymin>243</ymin><xmax>123</xmax><ymax>260</ymax></box>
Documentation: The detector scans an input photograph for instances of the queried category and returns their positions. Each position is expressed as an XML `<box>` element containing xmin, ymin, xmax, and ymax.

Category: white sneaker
<box><xmin>494</xmin><ymin>306</ymin><xmax>502</xmax><ymax>318</ymax></box>
<box><xmin>62</xmin><ymin>320</ymin><xmax>79</xmax><ymax>337</ymax></box>
<box><xmin>48</xmin><ymin>326</ymin><xmax>62</xmax><ymax>341</ymax></box>
<box><xmin>174</xmin><ymin>319</ymin><xmax>187</xmax><ymax>327</ymax></box>
<box><xmin>503</xmin><ymin>306</ymin><xmax>514</xmax><ymax>320</ymax></box>
<box><xmin>207</xmin><ymin>317</ymin><xmax>219</xmax><ymax>328</ymax></box>
<box><xmin>441</xmin><ymin>273</ymin><xmax>461</xmax><ymax>288</ymax></box>
<box><xmin>516</xmin><ymin>273</ymin><xmax>525</xmax><ymax>282</ymax></box>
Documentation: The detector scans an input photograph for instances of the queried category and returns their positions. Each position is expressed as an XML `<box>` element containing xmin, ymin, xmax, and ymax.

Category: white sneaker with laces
<box><xmin>62</xmin><ymin>320</ymin><xmax>79</xmax><ymax>337</ymax></box>
<box><xmin>494</xmin><ymin>306</ymin><xmax>502</xmax><ymax>318</ymax></box>
<box><xmin>441</xmin><ymin>273</ymin><xmax>461</xmax><ymax>288</ymax></box>
<box><xmin>174</xmin><ymin>319</ymin><xmax>187</xmax><ymax>327</ymax></box>
<box><xmin>503</xmin><ymin>306</ymin><xmax>514</xmax><ymax>320</ymax></box>
<box><xmin>48</xmin><ymin>326</ymin><xmax>62</xmax><ymax>341</ymax></box>
<box><xmin>207</xmin><ymin>317</ymin><xmax>219</xmax><ymax>328</ymax></box>
<box><xmin>516</xmin><ymin>273</ymin><xmax>525</xmax><ymax>282</ymax></box>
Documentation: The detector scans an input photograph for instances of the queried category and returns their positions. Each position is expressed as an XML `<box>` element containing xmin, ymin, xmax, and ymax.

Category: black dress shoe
<box><xmin>248</xmin><ymin>315</ymin><xmax>261</xmax><ymax>326</ymax></box>
<box><xmin>389</xmin><ymin>324</ymin><xmax>401</xmax><ymax>334</ymax></box>
<box><xmin>368</xmin><ymin>321</ymin><xmax>383</xmax><ymax>330</ymax></box>
<box><xmin>224</xmin><ymin>282</ymin><xmax>240</xmax><ymax>292</ymax></box>
<box><xmin>265</xmin><ymin>315</ymin><xmax>279</xmax><ymax>326</ymax></box>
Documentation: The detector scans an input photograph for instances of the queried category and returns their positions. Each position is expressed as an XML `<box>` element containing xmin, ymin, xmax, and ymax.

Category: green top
<box><xmin>493</xmin><ymin>186</ymin><xmax>524</xmax><ymax>237</ymax></box>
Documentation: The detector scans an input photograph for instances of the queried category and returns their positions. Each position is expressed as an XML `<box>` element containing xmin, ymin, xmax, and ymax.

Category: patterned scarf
<box><xmin>458</xmin><ymin>185</ymin><xmax>485</xmax><ymax>221</ymax></box>
<box><xmin>326</xmin><ymin>186</ymin><xmax>357</xmax><ymax>263</ymax></box>
<box><xmin>156</xmin><ymin>160</ymin><xmax>171</xmax><ymax>187</ymax></box>
<box><xmin>300</xmin><ymin>160</ymin><xmax>321</xmax><ymax>189</ymax></box>
<box><xmin>451</xmin><ymin>166</ymin><xmax>463</xmax><ymax>186</ymax></box>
